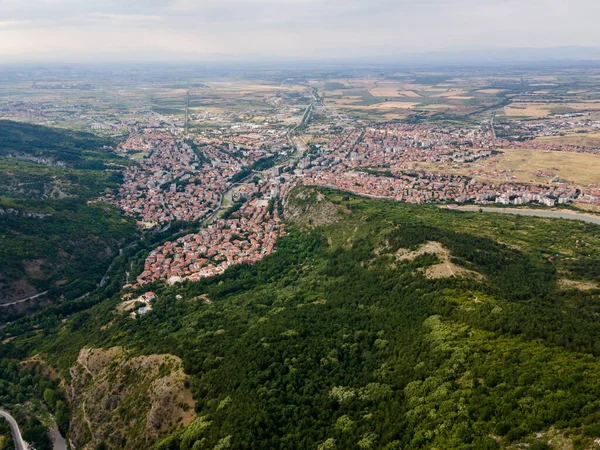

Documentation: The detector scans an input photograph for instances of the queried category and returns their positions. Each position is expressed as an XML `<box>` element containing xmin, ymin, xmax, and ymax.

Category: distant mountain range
<box><xmin>382</xmin><ymin>46</ymin><xmax>600</xmax><ymax>67</ymax></box>
<box><xmin>4</xmin><ymin>46</ymin><xmax>600</xmax><ymax>70</ymax></box>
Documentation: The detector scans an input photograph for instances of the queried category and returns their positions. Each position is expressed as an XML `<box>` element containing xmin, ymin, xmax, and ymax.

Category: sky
<box><xmin>1</xmin><ymin>0</ymin><xmax>600</xmax><ymax>62</ymax></box>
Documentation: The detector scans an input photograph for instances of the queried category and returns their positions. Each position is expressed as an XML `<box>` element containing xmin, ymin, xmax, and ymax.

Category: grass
<box><xmin>535</xmin><ymin>132</ymin><xmax>600</xmax><ymax>148</ymax></box>
<box><xmin>490</xmin><ymin>148</ymin><xmax>600</xmax><ymax>186</ymax></box>
<box><xmin>324</xmin><ymin>82</ymin><xmax>349</xmax><ymax>91</ymax></box>
<box><xmin>503</xmin><ymin>104</ymin><xmax>551</xmax><ymax>118</ymax></box>
<box><xmin>415</xmin><ymin>148</ymin><xmax>600</xmax><ymax>188</ymax></box>
<box><xmin>130</xmin><ymin>151</ymin><xmax>149</xmax><ymax>161</ymax></box>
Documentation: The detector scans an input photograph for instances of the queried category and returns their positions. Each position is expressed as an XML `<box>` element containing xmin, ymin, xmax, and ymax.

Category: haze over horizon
<box><xmin>1</xmin><ymin>0</ymin><xmax>600</xmax><ymax>63</ymax></box>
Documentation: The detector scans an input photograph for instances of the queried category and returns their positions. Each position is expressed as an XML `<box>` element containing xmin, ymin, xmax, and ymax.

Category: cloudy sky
<box><xmin>0</xmin><ymin>0</ymin><xmax>599</xmax><ymax>62</ymax></box>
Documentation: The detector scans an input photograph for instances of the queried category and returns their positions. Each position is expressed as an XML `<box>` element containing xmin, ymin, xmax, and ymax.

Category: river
<box><xmin>49</xmin><ymin>422</ymin><xmax>67</xmax><ymax>450</ymax></box>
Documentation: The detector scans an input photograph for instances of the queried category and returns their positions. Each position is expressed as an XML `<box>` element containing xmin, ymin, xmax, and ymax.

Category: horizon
<box><xmin>3</xmin><ymin>46</ymin><xmax>600</xmax><ymax>70</ymax></box>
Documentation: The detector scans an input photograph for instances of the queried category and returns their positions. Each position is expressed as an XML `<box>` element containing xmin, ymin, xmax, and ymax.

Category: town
<box><xmin>100</xmin><ymin>101</ymin><xmax>600</xmax><ymax>287</ymax></box>
<box><xmin>2</xmin><ymin>75</ymin><xmax>600</xmax><ymax>288</ymax></box>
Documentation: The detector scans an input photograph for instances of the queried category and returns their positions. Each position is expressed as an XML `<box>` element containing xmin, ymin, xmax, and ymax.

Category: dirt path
<box><xmin>81</xmin><ymin>400</ymin><xmax>93</xmax><ymax>435</ymax></box>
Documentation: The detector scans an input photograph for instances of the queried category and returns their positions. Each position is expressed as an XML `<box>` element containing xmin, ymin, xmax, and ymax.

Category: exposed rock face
<box><xmin>68</xmin><ymin>347</ymin><xmax>196</xmax><ymax>450</ymax></box>
<box><xmin>284</xmin><ymin>187</ymin><xmax>349</xmax><ymax>228</ymax></box>
<box><xmin>0</xmin><ymin>207</ymin><xmax>52</xmax><ymax>218</ymax></box>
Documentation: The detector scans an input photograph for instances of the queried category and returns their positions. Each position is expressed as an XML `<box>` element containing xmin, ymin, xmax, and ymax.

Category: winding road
<box><xmin>0</xmin><ymin>409</ymin><xmax>28</xmax><ymax>450</ymax></box>
<box><xmin>0</xmin><ymin>291</ymin><xmax>49</xmax><ymax>307</ymax></box>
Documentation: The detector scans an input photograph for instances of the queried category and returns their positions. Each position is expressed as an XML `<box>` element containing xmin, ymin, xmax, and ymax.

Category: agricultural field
<box><xmin>489</xmin><ymin>149</ymin><xmax>600</xmax><ymax>187</ymax></box>
<box><xmin>494</xmin><ymin>70</ymin><xmax>600</xmax><ymax>122</ymax></box>
<box><xmin>416</xmin><ymin>148</ymin><xmax>600</xmax><ymax>189</ymax></box>
<box><xmin>188</xmin><ymin>81</ymin><xmax>306</xmax><ymax>112</ymax></box>
<box><xmin>313</xmin><ymin>74</ymin><xmax>508</xmax><ymax>122</ymax></box>
<box><xmin>503</xmin><ymin>101</ymin><xmax>600</xmax><ymax>119</ymax></box>
<box><xmin>308</xmin><ymin>68</ymin><xmax>600</xmax><ymax>128</ymax></box>
<box><xmin>503</xmin><ymin>103</ymin><xmax>553</xmax><ymax>118</ymax></box>
<box><xmin>0</xmin><ymin>69</ymin><xmax>310</xmax><ymax>133</ymax></box>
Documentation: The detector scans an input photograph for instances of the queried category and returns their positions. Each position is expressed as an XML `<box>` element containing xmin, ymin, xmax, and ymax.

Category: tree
<box><xmin>43</xmin><ymin>388</ymin><xmax>57</xmax><ymax>409</ymax></box>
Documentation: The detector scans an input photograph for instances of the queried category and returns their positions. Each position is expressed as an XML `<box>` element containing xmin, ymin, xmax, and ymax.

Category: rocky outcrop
<box><xmin>283</xmin><ymin>186</ymin><xmax>349</xmax><ymax>228</ymax></box>
<box><xmin>68</xmin><ymin>347</ymin><xmax>196</xmax><ymax>450</ymax></box>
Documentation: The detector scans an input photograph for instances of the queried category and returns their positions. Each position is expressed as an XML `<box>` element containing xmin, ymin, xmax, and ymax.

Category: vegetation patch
<box><xmin>2</xmin><ymin>186</ymin><xmax>600</xmax><ymax>449</ymax></box>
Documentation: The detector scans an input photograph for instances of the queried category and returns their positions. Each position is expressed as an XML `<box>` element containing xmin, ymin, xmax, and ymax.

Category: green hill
<box><xmin>1</xmin><ymin>186</ymin><xmax>600</xmax><ymax>449</ymax></box>
<box><xmin>0</xmin><ymin>121</ymin><xmax>136</xmax><ymax>317</ymax></box>
<box><xmin>0</xmin><ymin>120</ymin><xmax>121</xmax><ymax>169</ymax></box>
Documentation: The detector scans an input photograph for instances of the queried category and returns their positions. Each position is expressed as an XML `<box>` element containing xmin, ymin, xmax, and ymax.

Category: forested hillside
<box><xmin>0</xmin><ymin>120</ymin><xmax>121</xmax><ymax>169</ymax></box>
<box><xmin>0</xmin><ymin>121</ymin><xmax>136</xmax><ymax>317</ymax></box>
<box><xmin>1</xmin><ymin>186</ymin><xmax>600</xmax><ymax>449</ymax></box>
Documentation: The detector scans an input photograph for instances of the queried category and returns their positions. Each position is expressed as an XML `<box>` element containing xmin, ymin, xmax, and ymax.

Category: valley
<box><xmin>1</xmin><ymin>185</ymin><xmax>600</xmax><ymax>449</ymax></box>
<box><xmin>0</xmin><ymin>65</ymin><xmax>600</xmax><ymax>450</ymax></box>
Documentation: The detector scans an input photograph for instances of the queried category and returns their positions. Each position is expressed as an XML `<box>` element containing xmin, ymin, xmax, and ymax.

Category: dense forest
<box><xmin>0</xmin><ymin>120</ymin><xmax>123</xmax><ymax>169</ymax></box>
<box><xmin>1</xmin><ymin>186</ymin><xmax>600</xmax><ymax>449</ymax></box>
<box><xmin>0</xmin><ymin>121</ymin><xmax>136</xmax><ymax>319</ymax></box>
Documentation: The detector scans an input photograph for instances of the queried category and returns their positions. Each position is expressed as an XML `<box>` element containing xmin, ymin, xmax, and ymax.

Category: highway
<box><xmin>0</xmin><ymin>409</ymin><xmax>28</xmax><ymax>450</ymax></box>
<box><xmin>286</xmin><ymin>90</ymin><xmax>317</xmax><ymax>142</ymax></box>
<box><xmin>450</xmin><ymin>206</ymin><xmax>600</xmax><ymax>225</ymax></box>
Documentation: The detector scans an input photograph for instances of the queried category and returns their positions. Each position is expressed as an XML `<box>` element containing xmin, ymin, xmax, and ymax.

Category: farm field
<box><xmin>314</xmin><ymin>74</ymin><xmax>507</xmax><ymax>122</ymax></box>
<box><xmin>503</xmin><ymin>104</ymin><xmax>552</xmax><ymax>118</ymax></box>
<box><xmin>504</xmin><ymin>102</ymin><xmax>600</xmax><ymax>118</ymax></box>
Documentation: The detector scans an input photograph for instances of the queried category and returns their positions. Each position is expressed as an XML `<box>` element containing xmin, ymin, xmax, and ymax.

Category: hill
<box><xmin>1</xmin><ymin>186</ymin><xmax>600</xmax><ymax>449</ymax></box>
<box><xmin>0</xmin><ymin>120</ymin><xmax>121</xmax><ymax>169</ymax></box>
<box><xmin>0</xmin><ymin>121</ymin><xmax>136</xmax><ymax>318</ymax></box>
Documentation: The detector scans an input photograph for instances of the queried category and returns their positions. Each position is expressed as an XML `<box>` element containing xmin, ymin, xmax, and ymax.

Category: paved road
<box><xmin>0</xmin><ymin>409</ymin><xmax>28</xmax><ymax>450</ymax></box>
<box><xmin>208</xmin><ymin>94</ymin><xmax>314</xmax><ymax>226</ymax></box>
<box><xmin>490</xmin><ymin>109</ymin><xmax>497</xmax><ymax>139</ymax></box>
<box><xmin>451</xmin><ymin>206</ymin><xmax>600</xmax><ymax>225</ymax></box>
<box><xmin>203</xmin><ymin>172</ymin><xmax>256</xmax><ymax>225</ymax></box>
<box><xmin>0</xmin><ymin>291</ymin><xmax>49</xmax><ymax>308</ymax></box>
